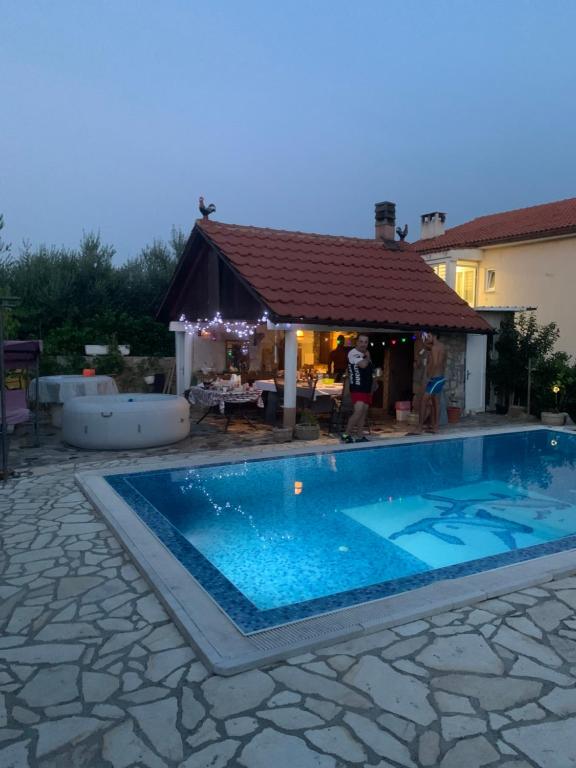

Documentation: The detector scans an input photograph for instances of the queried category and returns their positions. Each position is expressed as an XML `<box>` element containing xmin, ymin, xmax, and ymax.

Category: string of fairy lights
<box><xmin>180</xmin><ymin>313</ymin><xmax>419</xmax><ymax>348</ymax></box>
<box><xmin>180</xmin><ymin>311</ymin><xmax>269</xmax><ymax>340</ymax></box>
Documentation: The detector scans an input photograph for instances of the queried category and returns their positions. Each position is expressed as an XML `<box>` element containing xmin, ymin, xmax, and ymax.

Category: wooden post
<box><xmin>283</xmin><ymin>330</ymin><xmax>298</xmax><ymax>428</ymax></box>
<box><xmin>527</xmin><ymin>357</ymin><xmax>532</xmax><ymax>416</ymax></box>
<box><xmin>174</xmin><ymin>331</ymin><xmax>186</xmax><ymax>395</ymax></box>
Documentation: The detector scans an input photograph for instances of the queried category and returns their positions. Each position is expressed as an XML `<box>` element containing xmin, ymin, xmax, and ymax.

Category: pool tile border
<box><xmin>104</xmin><ymin>438</ymin><xmax>576</xmax><ymax>633</ymax></box>
<box><xmin>77</xmin><ymin>424</ymin><xmax>576</xmax><ymax>674</ymax></box>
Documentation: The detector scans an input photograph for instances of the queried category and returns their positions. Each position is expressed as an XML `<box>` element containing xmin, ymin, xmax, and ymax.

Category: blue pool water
<box><xmin>107</xmin><ymin>429</ymin><xmax>576</xmax><ymax>632</ymax></box>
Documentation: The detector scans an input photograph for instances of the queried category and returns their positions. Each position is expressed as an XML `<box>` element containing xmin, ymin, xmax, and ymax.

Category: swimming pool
<box><xmin>105</xmin><ymin>429</ymin><xmax>576</xmax><ymax>633</ymax></box>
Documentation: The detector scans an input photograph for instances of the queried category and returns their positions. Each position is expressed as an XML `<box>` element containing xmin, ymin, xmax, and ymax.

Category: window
<box><xmin>455</xmin><ymin>265</ymin><xmax>477</xmax><ymax>306</ymax></box>
<box><xmin>432</xmin><ymin>263</ymin><xmax>447</xmax><ymax>281</ymax></box>
<box><xmin>485</xmin><ymin>269</ymin><xmax>496</xmax><ymax>292</ymax></box>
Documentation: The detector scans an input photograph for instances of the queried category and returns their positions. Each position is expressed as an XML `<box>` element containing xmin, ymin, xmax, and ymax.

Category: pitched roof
<box><xmin>195</xmin><ymin>219</ymin><xmax>490</xmax><ymax>332</ymax></box>
<box><xmin>412</xmin><ymin>197</ymin><xmax>576</xmax><ymax>254</ymax></box>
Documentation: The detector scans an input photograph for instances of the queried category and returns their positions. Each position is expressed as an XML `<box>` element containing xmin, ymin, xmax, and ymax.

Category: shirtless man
<box><xmin>419</xmin><ymin>332</ymin><xmax>447</xmax><ymax>433</ymax></box>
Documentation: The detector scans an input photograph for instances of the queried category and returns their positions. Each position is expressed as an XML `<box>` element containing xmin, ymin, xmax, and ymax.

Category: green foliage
<box><xmin>531</xmin><ymin>352</ymin><xmax>576</xmax><ymax>415</ymax></box>
<box><xmin>92</xmin><ymin>336</ymin><xmax>125</xmax><ymax>376</ymax></box>
<box><xmin>0</xmin><ymin>213</ymin><xmax>10</xmax><ymax>259</ymax></box>
<box><xmin>0</xmin><ymin>215</ymin><xmax>19</xmax><ymax>338</ymax></box>
<box><xmin>489</xmin><ymin>313</ymin><xmax>559</xmax><ymax>410</ymax></box>
<box><xmin>489</xmin><ymin>312</ymin><xmax>576</xmax><ymax>418</ymax></box>
<box><xmin>39</xmin><ymin>354</ymin><xmax>87</xmax><ymax>376</ymax></box>
<box><xmin>298</xmin><ymin>408</ymin><xmax>319</xmax><ymax>426</ymax></box>
<box><xmin>1</xmin><ymin>214</ymin><xmax>184</xmax><ymax>357</ymax></box>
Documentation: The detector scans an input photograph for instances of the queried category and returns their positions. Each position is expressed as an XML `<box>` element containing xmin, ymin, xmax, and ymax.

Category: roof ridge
<box><xmin>452</xmin><ymin>195</ymin><xmax>576</xmax><ymax>229</ymax></box>
<box><xmin>411</xmin><ymin>195</ymin><xmax>576</xmax><ymax>251</ymax></box>
<box><xmin>196</xmin><ymin>218</ymin><xmax>405</xmax><ymax>247</ymax></box>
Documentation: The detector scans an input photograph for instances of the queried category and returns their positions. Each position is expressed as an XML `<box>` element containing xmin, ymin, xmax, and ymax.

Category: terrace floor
<box><xmin>2</xmin><ymin>411</ymin><xmax>576</xmax><ymax>767</ymax></box>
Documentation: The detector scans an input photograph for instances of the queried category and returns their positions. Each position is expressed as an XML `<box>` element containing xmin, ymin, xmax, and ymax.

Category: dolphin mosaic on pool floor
<box><xmin>2</xmin><ymin>442</ymin><xmax>576</xmax><ymax>767</ymax></box>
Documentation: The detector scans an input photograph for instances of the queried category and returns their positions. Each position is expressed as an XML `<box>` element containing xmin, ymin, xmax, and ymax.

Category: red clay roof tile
<box><xmin>412</xmin><ymin>197</ymin><xmax>576</xmax><ymax>253</ymax></box>
<box><xmin>197</xmin><ymin>220</ymin><xmax>489</xmax><ymax>333</ymax></box>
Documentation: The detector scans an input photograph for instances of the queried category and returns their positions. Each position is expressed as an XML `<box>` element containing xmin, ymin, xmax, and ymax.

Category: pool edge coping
<box><xmin>76</xmin><ymin>424</ymin><xmax>576</xmax><ymax>675</ymax></box>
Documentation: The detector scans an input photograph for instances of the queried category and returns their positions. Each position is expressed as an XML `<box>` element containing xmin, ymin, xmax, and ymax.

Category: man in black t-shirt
<box><xmin>341</xmin><ymin>334</ymin><xmax>374</xmax><ymax>443</ymax></box>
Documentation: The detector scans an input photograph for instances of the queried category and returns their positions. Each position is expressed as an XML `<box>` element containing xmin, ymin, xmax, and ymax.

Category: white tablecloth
<box><xmin>253</xmin><ymin>380</ymin><xmax>343</xmax><ymax>399</ymax></box>
<box><xmin>29</xmin><ymin>375</ymin><xmax>119</xmax><ymax>404</ymax></box>
<box><xmin>187</xmin><ymin>386</ymin><xmax>263</xmax><ymax>414</ymax></box>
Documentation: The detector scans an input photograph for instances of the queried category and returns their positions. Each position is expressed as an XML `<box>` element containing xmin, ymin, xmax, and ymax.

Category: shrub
<box><xmin>298</xmin><ymin>409</ymin><xmax>319</xmax><ymax>426</ymax></box>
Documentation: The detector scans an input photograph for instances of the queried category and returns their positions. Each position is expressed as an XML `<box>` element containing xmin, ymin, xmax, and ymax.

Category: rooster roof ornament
<box><xmin>396</xmin><ymin>224</ymin><xmax>408</xmax><ymax>241</ymax></box>
<box><xmin>199</xmin><ymin>196</ymin><xmax>216</xmax><ymax>220</ymax></box>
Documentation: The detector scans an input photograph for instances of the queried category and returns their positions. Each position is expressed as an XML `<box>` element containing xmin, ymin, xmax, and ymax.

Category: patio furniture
<box><xmin>1</xmin><ymin>339</ymin><xmax>42</xmax><ymax>482</ymax></box>
<box><xmin>62</xmin><ymin>394</ymin><xmax>190</xmax><ymax>449</ymax></box>
<box><xmin>296</xmin><ymin>377</ymin><xmax>318</xmax><ymax>410</ymax></box>
<box><xmin>255</xmin><ymin>378</ymin><xmax>343</xmax><ymax>424</ymax></box>
<box><xmin>29</xmin><ymin>374</ymin><xmax>119</xmax><ymax>427</ymax></box>
<box><xmin>2</xmin><ymin>389</ymin><xmax>30</xmax><ymax>427</ymax></box>
<box><xmin>186</xmin><ymin>385</ymin><xmax>264</xmax><ymax>431</ymax></box>
<box><xmin>271</xmin><ymin>375</ymin><xmax>285</xmax><ymax>423</ymax></box>
<box><xmin>328</xmin><ymin>378</ymin><xmax>354</xmax><ymax>433</ymax></box>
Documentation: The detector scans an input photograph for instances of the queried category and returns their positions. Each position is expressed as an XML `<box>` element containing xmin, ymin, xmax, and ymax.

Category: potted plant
<box><xmin>272</xmin><ymin>425</ymin><xmax>293</xmax><ymax>443</ymax></box>
<box><xmin>293</xmin><ymin>409</ymin><xmax>321</xmax><ymax>440</ymax></box>
<box><xmin>446</xmin><ymin>395</ymin><xmax>461</xmax><ymax>424</ymax></box>
<box><xmin>541</xmin><ymin>384</ymin><xmax>566</xmax><ymax>426</ymax></box>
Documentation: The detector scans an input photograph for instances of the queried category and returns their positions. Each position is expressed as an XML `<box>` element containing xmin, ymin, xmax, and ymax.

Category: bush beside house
<box><xmin>489</xmin><ymin>313</ymin><xmax>576</xmax><ymax>420</ymax></box>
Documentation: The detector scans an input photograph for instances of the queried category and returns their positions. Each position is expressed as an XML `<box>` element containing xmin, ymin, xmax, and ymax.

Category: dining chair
<box><xmin>272</xmin><ymin>375</ymin><xmax>285</xmax><ymax>423</ymax></box>
<box><xmin>296</xmin><ymin>377</ymin><xmax>318</xmax><ymax>411</ymax></box>
<box><xmin>328</xmin><ymin>377</ymin><xmax>354</xmax><ymax>433</ymax></box>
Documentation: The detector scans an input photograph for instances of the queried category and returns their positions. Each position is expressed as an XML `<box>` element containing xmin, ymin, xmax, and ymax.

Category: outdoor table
<box><xmin>253</xmin><ymin>379</ymin><xmax>343</xmax><ymax>399</ymax></box>
<box><xmin>28</xmin><ymin>375</ymin><xmax>119</xmax><ymax>427</ymax></box>
<box><xmin>253</xmin><ymin>379</ymin><xmax>343</xmax><ymax>423</ymax></box>
<box><xmin>186</xmin><ymin>385</ymin><xmax>263</xmax><ymax>431</ymax></box>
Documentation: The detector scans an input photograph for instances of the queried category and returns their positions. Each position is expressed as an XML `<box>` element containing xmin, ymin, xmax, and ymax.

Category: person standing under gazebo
<box><xmin>341</xmin><ymin>334</ymin><xmax>373</xmax><ymax>443</ymax></box>
<box><xmin>328</xmin><ymin>334</ymin><xmax>348</xmax><ymax>382</ymax></box>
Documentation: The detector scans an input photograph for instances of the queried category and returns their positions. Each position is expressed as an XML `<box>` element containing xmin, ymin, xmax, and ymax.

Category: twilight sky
<box><xmin>2</xmin><ymin>0</ymin><xmax>576</xmax><ymax>262</ymax></box>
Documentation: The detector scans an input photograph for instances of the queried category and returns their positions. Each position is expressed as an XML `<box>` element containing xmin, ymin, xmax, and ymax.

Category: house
<box><xmin>411</xmin><ymin>197</ymin><xmax>576</xmax><ymax>356</ymax></box>
<box><xmin>158</xmin><ymin>203</ymin><xmax>491</xmax><ymax>426</ymax></box>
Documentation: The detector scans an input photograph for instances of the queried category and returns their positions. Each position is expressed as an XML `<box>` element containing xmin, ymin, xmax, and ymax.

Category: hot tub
<box><xmin>62</xmin><ymin>394</ymin><xmax>190</xmax><ymax>449</ymax></box>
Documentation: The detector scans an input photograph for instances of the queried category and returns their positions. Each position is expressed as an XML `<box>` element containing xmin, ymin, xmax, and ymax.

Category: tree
<box><xmin>0</xmin><ymin>214</ymin><xmax>19</xmax><ymax>338</ymax></box>
<box><xmin>531</xmin><ymin>351</ymin><xmax>576</xmax><ymax>415</ymax></box>
<box><xmin>1</xmin><ymin>225</ymin><xmax>185</xmax><ymax>356</ymax></box>
<box><xmin>489</xmin><ymin>313</ymin><xmax>560</xmax><ymax>410</ymax></box>
<box><xmin>117</xmin><ymin>228</ymin><xmax>182</xmax><ymax>316</ymax></box>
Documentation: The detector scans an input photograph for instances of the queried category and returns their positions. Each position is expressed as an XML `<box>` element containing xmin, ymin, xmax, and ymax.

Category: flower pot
<box><xmin>447</xmin><ymin>406</ymin><xmax>461</xmax><ymax>424</ymax></box>
<box><xmin>272</xmin><ymin>426</ymin><xmax>293</xmax><ymax>443</ymax></box>
<box><xmin>85</xmin><ymin>344</ymin><xmax>108</xmax><ymax>356</ymax></box>
<box><xmin>294</xmin><ymin>424</ymin><xmax>320</xmax><ymax>441</ymax></box>
<box><xmin>541</xmin><ymin>411</ymin><xmax>566</xmax><ymax>427</ymax></box>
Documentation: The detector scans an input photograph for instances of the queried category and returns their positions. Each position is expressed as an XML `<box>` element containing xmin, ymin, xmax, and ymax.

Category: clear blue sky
<box><xmin>2</xmin><ymin>0</ymin><xmax>575</xmax><ymax>261</ymax></box>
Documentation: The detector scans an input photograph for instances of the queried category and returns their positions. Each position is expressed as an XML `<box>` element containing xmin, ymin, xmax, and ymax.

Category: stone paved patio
<box><xmin>2</xmin><ymin>415</ymin><xmax>576</xmax><ymax>767</ymax></box>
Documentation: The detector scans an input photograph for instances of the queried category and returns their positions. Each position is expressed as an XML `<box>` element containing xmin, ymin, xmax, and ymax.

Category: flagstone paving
<box><xmin>1</xmin><ymin>420</ymin><xmax>575</xmax><ymax>767</ymax></box>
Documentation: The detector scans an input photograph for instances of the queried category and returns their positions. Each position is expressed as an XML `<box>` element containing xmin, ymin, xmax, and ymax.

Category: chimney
<box><xmin>375</xmin><ymin>201</ymin><xmax>396</xmax><ymax>242</ymax></box>
<box><xmin>420</xmin><ymin>211</ymin><xmax>446</xmax><ymax>239</ymax></box>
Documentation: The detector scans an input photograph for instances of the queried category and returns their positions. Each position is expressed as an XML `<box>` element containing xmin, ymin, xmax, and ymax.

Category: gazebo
<box><xmin>158</xmin><ymin>217</ymin><xmax>491</xmax><ymax>427</ymax></box>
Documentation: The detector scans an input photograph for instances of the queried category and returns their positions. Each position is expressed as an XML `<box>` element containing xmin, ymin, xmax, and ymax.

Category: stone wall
<box><xmin>443</xmin><ymin>334</ymin><xmax>466</xmax><ymax>409</ymax></box>
<box><xmin>412</xmin><ymin>333</ymin><xmax>466</xmax><ymax>411</ymax></box>
<box><xmin>116</xmin><ymin>356</ymin><xmax>175</xmax><ymax>393</ymax></box>
<box><xmin>59</xmin><ymin>356</ymin><xmax>176</xmax><ymax>393</ymax></box>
